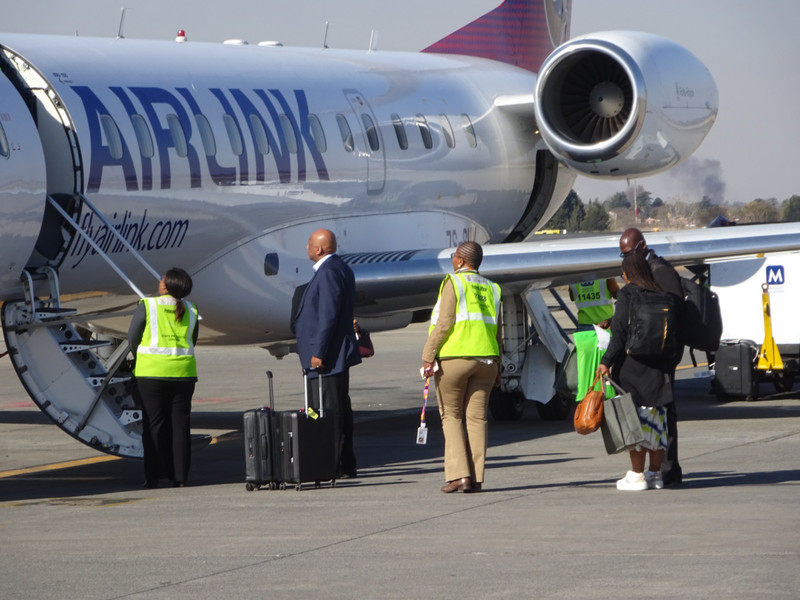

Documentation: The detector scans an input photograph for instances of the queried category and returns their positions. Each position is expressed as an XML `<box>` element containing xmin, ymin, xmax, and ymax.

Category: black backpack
<box><xmin>679</xmin><ymin>277</ymin><xmax>722</xmax><ymax>352</ymax></box>
<box><xmin>625</xmin><ymin>288</ymin><xmax>679</xmax><ymax>360</ymax></box>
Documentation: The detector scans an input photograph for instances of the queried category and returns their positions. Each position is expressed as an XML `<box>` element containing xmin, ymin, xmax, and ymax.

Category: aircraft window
<box><xmin>166</xmin><ymin>114</ymin><xmax>188</xmax><ymax>157</ymax></box>
<box><xmin>440</xmin><ymin>114</ymin><xmax>455</xmax><ymax>149</ymax></box>
<box><xmin>416</xmin><ymin>114</ymin><xmax>432</xmax><ymax>150</ymax></box>
<box><xmin>462</xmin><ymin>114</ymin><xmax>477</xmax><ymax>148</ymax></box>
<box><xmin>195</xmin><ymin>114</ymin><xmax>217</xmax><ymax>157</ymax></box>
<box><xmin>279</xmin><ymin>114</ymin><xmax>298</xmax><ymax>153</ymax></box>
<box><xmin>361</xmin><ymin>113</ymin><xmax>379</xmax><ymax>152</ymax></box>
<box><xmin>99</xmin><ymin>115</ymin><xmax>123</xmax><ymax>159</ymax></box>
<box><xmin>0</xmin><ymin>122</ymin><xmax>9</xmax><ymax>159</ymax></box>
<box><xmin>249</xmin><ymin>114</ymin><xmax>270</xmax><ymax>155</ymax></box>
<box><xmin>307</xmin><ymin>114</ymin><xmax>327</xmax><ymax>153</ymax></box>
<box><xmin>391</xmin><ymin>113</ymin><xmax>408</xmax><ymax>150</ymax></box>
<box><xmin>131</xmin><ymin>114</ymin><xmax>154</xmax><ymax>158</ymax></box>
<box><xmin>223</xmin><ymin>114</ymin><xmax>243</xmax><ymax>156</ymax></box>
<box><xmin>264</xmin><ymin>252</ymin><xmax>279</xmax><ymax>276</ymax></box>
<box><xmin>336</xmin><ymin>114</ymin><xmax>354</xmax><ymax>152</ymax></box>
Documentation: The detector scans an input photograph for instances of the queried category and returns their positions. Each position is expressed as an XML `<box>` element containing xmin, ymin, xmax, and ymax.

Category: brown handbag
<box><xmin>574</xmin><ymin>373</ymin><xmax>605</xmax><ymax>435</ymax></box>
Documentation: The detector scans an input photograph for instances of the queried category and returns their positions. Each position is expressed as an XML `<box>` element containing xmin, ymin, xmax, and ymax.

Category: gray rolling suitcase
<box><xmin>714</xmin><ymin>339</ymin><xmax>759</xmax><ymax>400</ymax></box>
<box><xmin>243</xmin><ymin>371</ymin><xmax>280</xmax><ymax>491</ymax></box>
<box><xmin>275</xmin><ymin>371</ymin><xmax>338</xmax><ymax>490</ymax></box>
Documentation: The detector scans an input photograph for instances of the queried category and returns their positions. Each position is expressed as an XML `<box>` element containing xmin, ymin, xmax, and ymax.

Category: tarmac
<box><xmin>1</xmin><ymin>322</ymin><xmax>799</xmax><ymax>599</ymax></box>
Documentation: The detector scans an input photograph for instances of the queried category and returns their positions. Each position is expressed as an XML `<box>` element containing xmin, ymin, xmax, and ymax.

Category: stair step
<box><xmin>35</xmin><ymin>307</ymin><xmax>78</xmax><ymax>320</ymax></box>
<box><xmin>59</xmin><ymin>339</ymin><xmax>112</xmax><ymax>353</ymax></box>
<box><xmin>86</xmin><ymin>375</ymin><xmax>132</xmax><ymax>387</ymax></box>
<box><xmin>119</xmin><ymin>409</ymin><xmax>143</xmax><ymax>425</ymax></box>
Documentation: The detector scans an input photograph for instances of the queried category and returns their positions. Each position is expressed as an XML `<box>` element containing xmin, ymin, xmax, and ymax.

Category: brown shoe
<box><xmin>441</xmin><ymin>477</ymin><xmax>472</xmax><ymax>493</ymax></box>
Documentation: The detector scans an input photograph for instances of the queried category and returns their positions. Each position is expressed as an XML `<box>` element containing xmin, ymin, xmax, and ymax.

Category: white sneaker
<box><xmin>645</xmin><ymin>470</ymin><xmax>664</xmax><ymax>490</ymax></box>
<box><xmin>616</xmin><ymin>470</ymin><xmax>648</xmax><ymax>491</ymax></box>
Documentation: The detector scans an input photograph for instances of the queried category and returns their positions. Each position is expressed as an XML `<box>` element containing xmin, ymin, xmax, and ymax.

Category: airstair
<box><xmin>1</xmin><ymin>193</ymin><xmax>160</xmax><ymax>458</ymax></box>
<box><xmin>491</xmin><ymin>287</ymin><xmax>575</xmax><ymax>421</ymax></box>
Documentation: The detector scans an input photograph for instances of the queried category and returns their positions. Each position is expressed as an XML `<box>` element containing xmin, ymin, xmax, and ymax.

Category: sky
<box><xmin>3</xmin><ymin>0</ymin><xmax>799</xmax><ymax>206</ymax></box>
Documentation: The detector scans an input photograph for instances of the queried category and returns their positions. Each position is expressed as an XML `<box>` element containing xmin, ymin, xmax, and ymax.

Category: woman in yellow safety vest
<box><xmin>422</xmin><ymin>241</ymin><xmax>502</xmax><ymax>493</ymax></box>
<box><xmin>128</xmin><ymin>267</ymin><xmax>199</xmax><ymax>489</ymax></box>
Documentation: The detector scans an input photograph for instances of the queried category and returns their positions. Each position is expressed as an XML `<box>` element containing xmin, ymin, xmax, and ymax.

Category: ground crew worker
<box><xmin>422</xmin><ymin>241</ymin><xmax>502</xmax><ymax>494</ymax></box>
<box><xmin>569</xmin><ymin>278</ymin><xmax>619</xmax><ymax>402</ymax></box>
<box><xmin>128</xmin><ymin>267</ymin><xmax>199</xmax><ymax>489</ymax></box>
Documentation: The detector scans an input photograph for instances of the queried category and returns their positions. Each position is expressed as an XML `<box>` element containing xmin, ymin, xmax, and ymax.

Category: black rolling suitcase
<box><xmin>275</xmin><ymin>371</ymin><xmax>338</xmax><ymax>490</ymax></box>
<box><xmin>714</xmin><ymin>339</ymin><xmax>759</xmax><ymax>400</ymax></box>
<box><xmin>243</xmin><ymin>370</ymin><xmax>280</xmax><ymax>491</ymax></box>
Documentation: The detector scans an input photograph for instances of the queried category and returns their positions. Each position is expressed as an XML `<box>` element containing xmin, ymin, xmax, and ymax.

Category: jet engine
<box><xmin>534</xmin><ymin>32</ymin><xmax>718</xmax><ymax>178</ymax></box>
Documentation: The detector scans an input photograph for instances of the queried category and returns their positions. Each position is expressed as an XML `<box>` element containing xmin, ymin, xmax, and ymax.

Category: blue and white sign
<box><xmin>766</xmin><ymin>265</ymin><xmax>785</xmax><ymax>285</ymax></box>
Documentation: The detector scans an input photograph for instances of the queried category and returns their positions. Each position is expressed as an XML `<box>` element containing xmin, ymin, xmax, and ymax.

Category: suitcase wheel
<box><xmin>245</xmin><ymin>482</ymin><xmax>258</xmax><ymax>492</ymax></box>
<box><xmin>331</xmin><ymin>479</ymin><xmax>337</xmax><ymax>488</ymax></box>
<box><xmin>279</xmin><ymin>482</ymin><xmax>287</xmax><ymax>491</ymax></box>
<box><xmin>314</xmin><ymin>480</ymin><xmax>321</xmax><ymax>489</ymax></box>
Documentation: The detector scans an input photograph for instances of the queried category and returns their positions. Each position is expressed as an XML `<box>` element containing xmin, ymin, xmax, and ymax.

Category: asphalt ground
<box><xmin>1</xmin><ymin>322</ymin><xmax>799</xmax><ymax>599</ymax></box>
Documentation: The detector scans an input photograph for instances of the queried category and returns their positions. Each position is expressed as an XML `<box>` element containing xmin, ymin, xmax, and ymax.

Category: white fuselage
<box><xmin>0</xmin><ymin>35</ymin><xmax>559</xmax><ymax>343</ymax></box>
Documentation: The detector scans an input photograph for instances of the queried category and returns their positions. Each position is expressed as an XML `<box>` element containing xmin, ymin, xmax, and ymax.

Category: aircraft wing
<box><xmin>348</xmin><ymin>223</ymin><xmax>800</xmax><ymax>313</ymax></box>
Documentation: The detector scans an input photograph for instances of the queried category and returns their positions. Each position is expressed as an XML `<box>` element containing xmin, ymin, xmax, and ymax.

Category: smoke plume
<box><xmin>666</xmin><ymin>157</ymin><xmax>726</xmax><ymax>203</ymax></box>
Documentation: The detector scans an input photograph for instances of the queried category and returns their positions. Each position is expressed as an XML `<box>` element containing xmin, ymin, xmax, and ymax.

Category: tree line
<box><xmin>544</xmin><ymin>187</ymin><xmax>800</xmax><ymax>232</ymax></box>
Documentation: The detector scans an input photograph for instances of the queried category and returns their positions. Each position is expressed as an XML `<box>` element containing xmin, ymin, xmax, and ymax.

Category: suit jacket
<box><xmin>294</xmin><ymin>254</ymin><xmax>362</xmax><ymax>376</ymax></box>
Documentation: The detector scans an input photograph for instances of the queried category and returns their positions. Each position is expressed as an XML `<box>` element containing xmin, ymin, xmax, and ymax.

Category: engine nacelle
<box><xmin>534</xmin><ymin>32</ymin><xmax>718</xmax><ymax>178</ymax></box>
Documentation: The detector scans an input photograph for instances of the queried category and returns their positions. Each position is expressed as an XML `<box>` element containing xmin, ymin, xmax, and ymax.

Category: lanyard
<box><xmin>416</xmin><ymin>378</ymin><xmax>430</xmax><ymax>445</ymax></box>
<box><xmin>421</xmin><ymin>377</ymin><xmax>429</xmax><ymax>427</ymax></box>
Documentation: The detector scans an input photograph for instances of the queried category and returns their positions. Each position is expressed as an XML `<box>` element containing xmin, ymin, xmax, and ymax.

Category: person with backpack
<box><xmin>596</xmin><ymin>254</ymin><xmax>674</xmax><ymax>491</ymax></box>
<box><xmin>619</xmin><ymin>228</ymin><xmax>684</xmax><ymax>487</ymax></box>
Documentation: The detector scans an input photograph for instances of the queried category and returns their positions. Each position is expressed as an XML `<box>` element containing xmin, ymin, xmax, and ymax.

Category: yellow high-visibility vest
<box><xmin>570</xmin><ymin>280</ymin><xmax>614</xmax><ymax>325</ymax></box>
<box><xmin>430</xmin><ymin>272</ymin><xmax>501</xmax><ymax>358</ymax></box>
<box><xmin>133</xmin><ymin>296</ymin><xmax>198</xmax><ymax>378</ymax></box>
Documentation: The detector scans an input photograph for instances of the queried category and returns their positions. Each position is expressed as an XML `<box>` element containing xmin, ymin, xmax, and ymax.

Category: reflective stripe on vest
<box><xmin>430</xmin><ymin>272</ymin><xmax>501</xmax><ymax>358</ymax></box>
<box><xmin>134</xmin><ymin>296</ymin><xmax>198</xmax><ymax>378</ymax></box>
<box><xmin>570</xmin><ymin>280</ymin><xmax>613</xmax><ymax>325</ymax></box>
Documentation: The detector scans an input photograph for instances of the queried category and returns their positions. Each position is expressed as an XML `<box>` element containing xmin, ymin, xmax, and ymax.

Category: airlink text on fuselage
<box><xmin>76</xmin><ymin>85</ymin><xmax>329</xmax><ymax>192</ymax></box>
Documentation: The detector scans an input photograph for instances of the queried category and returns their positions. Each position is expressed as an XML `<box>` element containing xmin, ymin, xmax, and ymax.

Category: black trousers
<box><xmin>661</xmin><ymin>371</ymin><xmax>682</xmax><ymax>484</ymax></box>
<box><xmin>137</xmin><ymin>378</ymin><xmax>195</xmax><ymax>484</ymax></box>
<box><xmin>307</xmin><ymin>370</ymin><xmax>357</xmax><ymax>477</ymax></box>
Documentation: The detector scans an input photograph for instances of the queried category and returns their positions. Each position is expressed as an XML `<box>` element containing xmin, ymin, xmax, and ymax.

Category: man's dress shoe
<box><xmin>441</xmin><ymin>477</ymin><xmax>472</xmax><ymax>493</ymax></box>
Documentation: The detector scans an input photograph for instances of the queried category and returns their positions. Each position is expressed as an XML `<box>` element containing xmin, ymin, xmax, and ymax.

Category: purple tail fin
<box><xmin>422</xmin><ymin>0</ymin><xmax>571</xmax><ymax>73</ymax></box>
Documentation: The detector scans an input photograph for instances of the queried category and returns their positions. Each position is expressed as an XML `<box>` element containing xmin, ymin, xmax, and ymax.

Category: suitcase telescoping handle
<box><xmin>265</xmin><ymin>370</ymin><xmax>274</xmax><ymax>409</ymax></box>
<box><xmin>303</xmin><ymin>369</ymin><xmax>324</xmax><ymax>418</ymax></box>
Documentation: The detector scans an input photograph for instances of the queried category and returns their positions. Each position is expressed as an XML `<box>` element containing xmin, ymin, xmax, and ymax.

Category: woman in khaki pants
<box><xmin>422</xmin><ymin>242</ymin><xmax>502</xmax><ymax>493</ymax></box>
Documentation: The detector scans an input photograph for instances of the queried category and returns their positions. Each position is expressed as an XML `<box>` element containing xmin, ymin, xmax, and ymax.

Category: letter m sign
<box><xmin>766</xmin><ymin>265</ymin><xmax>785</xmax><ymax>285</ymax></box>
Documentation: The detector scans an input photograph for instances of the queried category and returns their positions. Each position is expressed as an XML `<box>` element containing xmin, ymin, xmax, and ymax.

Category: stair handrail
<box><xmin>46</xmin><ymin>194</ymin><xmax>160</xmax><ymax>299</ymax></box>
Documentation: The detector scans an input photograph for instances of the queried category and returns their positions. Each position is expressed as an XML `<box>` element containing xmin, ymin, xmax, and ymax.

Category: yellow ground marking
<box><xmin>0</xmin><ymin>455</ymin><xmax>120</xmax><ymax>479</ymax></box>
<box><xmin>0</xmin><ymin>436</ymin><xmax>218</xmax><ymax>479</ymax></box>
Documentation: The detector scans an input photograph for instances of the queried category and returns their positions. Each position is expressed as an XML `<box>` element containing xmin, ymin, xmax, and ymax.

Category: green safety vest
<box><xmin>429</xmin><ymin>272</ymin><xmax>501</xmax><ymax>358</ymax></box>
<box><xmin>133</xmin><ymin>296</ymin><xmax>198</xmax><ymax>378</ymax></box>
<box><xmin>570</xmin><ymin>280</ymin><xmax>614</xmax><ymax>325</ymax></box>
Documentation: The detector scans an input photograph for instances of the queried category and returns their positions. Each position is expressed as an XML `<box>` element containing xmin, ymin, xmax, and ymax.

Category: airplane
<box><xmin>1</xmin><ymin>0</ymin><xmax>799</xmax><ymax>458</ymax></box>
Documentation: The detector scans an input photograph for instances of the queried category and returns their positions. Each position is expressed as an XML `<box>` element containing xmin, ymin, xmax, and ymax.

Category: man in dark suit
<box><xmin>619</xmin><ymin>227</ymin><xmax>683</xmax><ymax>487</ymax></box>
<box><xmin>294</xmin><ymin>229</ymin><xmax>362</xmax><ymax>478</ymax></box>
